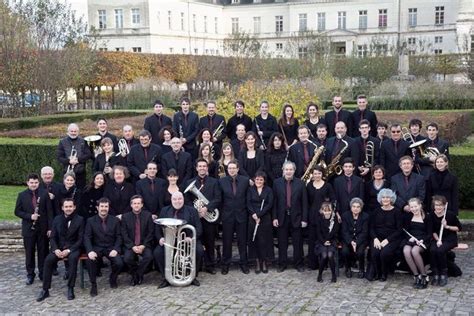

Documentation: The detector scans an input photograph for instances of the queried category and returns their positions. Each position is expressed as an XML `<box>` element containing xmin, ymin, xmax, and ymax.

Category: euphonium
<box><xmin>116</xmin><ymin>138</ymin><xmax>130</xmax><ymax>157</ymax></box>
<box><xmin>155</xmin><ymin>218</ymin><xmax>196</xmax><ymax>287</ymax></box>
<box><xmin>184</xmin><ymin>180</ymin><xmax>220</xmax><ymax>223</ymax></box>
<box><xmin>324</xmin><ymin>135</ymin><xmax>348</xmax><ymax>179</ymax></box>
<box><xmin>301</xmin><ymin>144</ymin><xmax>325</xmax><ymax>184</ymax></box>
<box><xmin>84</xmin><ymin>135</ymin><xmax>102</xmax><ymax>157</ymax></box>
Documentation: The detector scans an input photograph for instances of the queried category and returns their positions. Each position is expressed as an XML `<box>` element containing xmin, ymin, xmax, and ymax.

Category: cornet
<box><xmin>66</xmin><ymin>146</ymin><xmax>78</xmax><ymax>174</ymax></box>
<box><xmin>116</xmin><ymin>138</ymin><xmax>130</xmax><ymax>157</ymax></box>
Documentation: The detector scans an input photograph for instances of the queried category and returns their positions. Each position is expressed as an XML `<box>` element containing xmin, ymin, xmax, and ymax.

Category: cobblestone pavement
<box><xmin>1</xmin><ymin>243</ymin><xmax>472</xmax><ymax>314</ymax></box>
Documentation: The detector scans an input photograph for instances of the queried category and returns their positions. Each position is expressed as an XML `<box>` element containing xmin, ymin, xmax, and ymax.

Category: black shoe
<box><xmin>345</xmin><ymin>268</ymin><xmax>353</xmax><ymax>278</ymax></box>
<box><xmin>63</xmin><ymin>272</ymin><xmax>69</xmax><ymax>280</ymax></box>
<box><xmin>36</xmin><ymin>289</ymin><xmax>49</xmax><ymax>302</ymax></box>
<box><xmin>277</xmin><ymin>266</ymin><xmax>286</xmax><ymax>273</ymax></box>
<box><xmin>379</xmin><ymin>275</ymin><xmax>387</xmax><ymax>282</ymax></box>
<box><xmin>439</xmin><ymin>275</ymin><xmax>448</xmax><ymax>287</ymax></box>
<box><xmin>130</xmin><ymin>275</ymin><xmax>138</xmax><ymax>286</ymax></box>
<box><xmin>221</xmin><ymin>266</ymin><xmax>229</xmax><ymax>275</ymax></box>
<box><xmin>158</xmin><ymin>279</ymin><xmax>170</xmax><ymax>289</ymax></box>
<box><xmin>38</xmin><ymin>274</ymin><xmax>43</xmax><ymax>281</ymax></box>
<box><xmin>191</xmin><ymin>278</ymin><xmax>200</xmax><ymax>286</ymax></box>
<box><xmin>431</xmin><ymin>275</ymin><xmax>439</xmax><ymax>286</ymax></box>
<box><xmin>240</xmin><ymin>265</ymin><xmax>250</xmax><ymax>274</ymax></box>
<box><xmin>52</xmin><ymin>268</ymin><xmax>59</xmax><ymax>276</ymax></box>
<box><xmin>414</xmin><ymin>275</ymin><xmax>422</xmax><ymax>289</ymax></box>
<box><xmin>137</xmin><ymin>275</ymin><xmax>144</xmax><ymax>285</ymax></box>
<box><xmin>205</xmin><ymin>267</ymin><xmax>216</xmax><ymax>275</ymax></box>
<box><xmin>90</xmin><ymin>284</ymin><xmax>98</xmax><ymax>297</ymax></box>
<box><xmin>296</xmin><ymin>266</ymin><xmax>305</xmax><ymax>273</ymax></box>
<box><xmin>110</xmin><ymin>276</ymin><xmax>118</xmax><ymax>289</ymax></box>
<box><xmin>26</xmin><ymin>275</ymin><xmax>34</xmax><ymax>285</ymax></box>
<box><xmin>358</xmin><ymin>271</ymin><xmax>365</xmax><ymax>279</ymax></box>
<box><xmin>262</xmin><ymin>262</ymin><xmax>268</xmax><ymax>274</ymax></box>
<box><xmin>331</xmin><ymin>275</ymin><xmax>337</xmax><ymax>283</ymax></box>
<box><xmin>317</xmin><ymin>274</ymin><xmax>323</xmax><ymax>282</ymax></box>
<box><xmin>67</xmin><ymin>287</ymin><xmax>75</xmax><ymax>300</ymax></box>
<box><xmin>419</xmin><ymin>275</ymin><xmax>428</xmax><ymax>289</ymax></box>
<box><xmin>255</xmin><ymin>266</ymin><xmax>261</xmax><ymax>274</ymax></box>
<box><xmin>97</xmin><ymin>270</ymin><xmax>103</xmax><ymax>277</ymax></box>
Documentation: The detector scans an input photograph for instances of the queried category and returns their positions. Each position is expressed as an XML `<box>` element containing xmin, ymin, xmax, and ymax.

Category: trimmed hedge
<box><xmin>0</xmin><ymin>143</ymin><xmax>472</xmax><ymax>209</ymax></box>
<box><xmin>368</xmin><ymin>98</ymin><xmax>474</xmax><ymax>110</ymax></box>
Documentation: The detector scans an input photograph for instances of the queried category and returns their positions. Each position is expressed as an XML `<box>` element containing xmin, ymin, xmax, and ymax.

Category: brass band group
<box><xmin>14</xmin><ymin>96</ymin><xmax>462</xmax><ymax>302</ymax></box>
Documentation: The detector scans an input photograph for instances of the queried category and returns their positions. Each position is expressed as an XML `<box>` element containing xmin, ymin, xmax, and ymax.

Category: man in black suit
<box><xmin>252</xmin><ymin>101</ymin><xmax>279</xmax><ymax>149</ymax></box>
<box><xmin>218</xmin><ymin>160</ymin><xmax>250</xmax><ymax>274</ymax></box>
<box><xmin>333</xmin><ymin>158</ymin><xmax>364</xmax><ymax>218</ymax></box>
<box><xmin>136</xmin><ymin>162</ymin><xmax>166</xmax><ymax>218</ymax></box>
<box><xmin>15</xmin><ymin>173</ymin><xmax>53</xmax><ymax>285</ymax></box>
<box><xmin>199</xmin><ymin>100</ymin><xmax>227</xmax><ymax>146</ymax></box>
<box><xmin>172</xmin><ymin>97</ymin><xmax>200</xmax><ymax>159</ymax></box>
<box><xmin>351</xmin><ymin>95</ymin><xmax>378</xmax><ymax>137</ymax></box>
<box><xmin>121</xmin><ymin>195</ymin><xmax>154</xmax><ymax>286</ymax></box>
<box><xmin>84</xmin><ymin>198</ymin><xmax>124</xmax><ymax>296</ymax></box>
<box><xmin>287</xmin><ymin>125</ymin><xmax>317</xmax><ymax>178</ymax></box>
<box><xmin>315</xmin><ymin>123</ymin><xmax>328</xmax><ymax>147</ymax></box>
<box><xmin>161</xmin><ymin>137</ymin><xmax>193</xmax><ymax>186</ymax></box>
<box><xmin>391</xmin><ymin>156</ymin><xmax>426</xmax><ymax>214</ymax></box>
<box><xmin>226</xmin><ymin>100</ymin><xmax>253</xmax><ymax>140</ymax></box>
<box><xmin>324</xmin><ymin>121</ymin><xmax>360</xmax><ymax>176</ymax></box>
<box><xmin>353</xmin><ymin>119</ymin><xmax>381</xmax><ymax>179</ymax></box>
<box><xmin>376</xmin><ymin>122</ymin><xmax>389</xmax><ymax>147</ymax></box>
<box><xmin>127</xmin><ymin>130</ymin><xmax>162</xmax><ymax>183</ymax></box>
<box><xmin>144</xmin><ymin>100</ymin><xmax>173</xmax><ymax>145</ymax></box>
<box><xmin>184</xmin><ymin>159</ymin><xmax>221</xmax><ymax>274</ymax></box>
<box><xmin>272</xmin><ymin>161</ymin><xmax>308</xmax><ymax>272</ymax></box>
<box><xmin>36</xmin><ymin>198</ymin><xmax>84</xmax><ymax>301</ymax></box>
<box><xmin>96</xmin><ymin>118</ymin><xmax>119</xmax><ymax>152</ymax></box>
<box><xmin>40</xmin><ymin>166</ymin><xmax>62</xmax><ymax>217</ymax></box>
<box><xmin>380</xmin><ymin>124</ymin><xmax>410</xmax><ymax>179</ymax></box>
<box><xmin>324</xmin><ymin>96</ymin><xmax>354</xmax><ymax>137</ymax></box>
<box><xmin>154</xmin><ymin>191</ymin><xmax>203</xmax><ymax>288</ymax></box>
<box><xmin>418</xmin><ymin>122</ymin><xmax>450</xmax><ymax>178</ymax></box>
<box><xmin>118</xmin><ymin>125</ymin><xmax>140</xmax><ymax>158</ymax></box>
<box><xmin>230</xmin><ymin>123</ymin><xmax>247</xmax><ymax>159</ymax></box>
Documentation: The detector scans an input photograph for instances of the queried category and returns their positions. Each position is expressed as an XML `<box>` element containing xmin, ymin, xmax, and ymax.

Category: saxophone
<box><xmin>217</xmin><ymin>161</ymin><xmax>226</xmax><ymax>178</ymax></box>
<box><xmin>324</xmin><ymin>135</ymin><xmax>348</xmax><ymax>179</ymax></box>
<box><xmin>301</xmin><ymin>145</ymin><xmax>325</xmax><ymax>184</ymax></box>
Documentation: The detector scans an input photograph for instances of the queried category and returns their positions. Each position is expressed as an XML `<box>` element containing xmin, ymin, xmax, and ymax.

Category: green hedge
<box><xmin>368</xmin><ymin>98</ymin><xmax>474</xmax><ymax>110</ymax></box>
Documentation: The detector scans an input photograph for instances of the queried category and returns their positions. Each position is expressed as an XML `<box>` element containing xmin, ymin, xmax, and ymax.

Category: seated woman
<box><xmin>428</xmin><ymin>195</ymin><xmax>462</xmax><ymax>287</ymax></box>
<box><xmin>315</xmin><ymin>202</ymin><xmax>339</xmax><ymax>283</ymax></box>
<box><xmin>402</xmin><ymin>198</ymin><xmax>429</xmax><ymax>289</ymax></box>
<box><xmin>341</xmin><ymin>197</ymin><xmax>369</xmax><ymax>279</ymax></box>
<box><xmin>368</xmin><ymin>188</ymin><xmax>402</xmax><ymax>282</ymax></box>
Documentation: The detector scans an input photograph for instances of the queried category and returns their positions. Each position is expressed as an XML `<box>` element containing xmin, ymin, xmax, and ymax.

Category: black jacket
<box><xmin>226</xmin><ymin>114</ymin><xmax>253</xmax><ymax>140</ymax></box>
<box><xmin>161</xmin><ymin>150</ymin><xmax>193</xmax><ymax>185</ymax></box>
<box><xmin>15</xmin><ymin>188</ymin><xmax>53</xmax><ymax>236</ymax></box>
<box><xmin>56</xmin><ymin>136</ymin><xmax>92</xmax><ymax>174</ymax></box>
<box><xmin>427</xmin><ymin>170</ymin><xmax>459</xmax><ymax>215</ymax></box>
<box><xmin>172</xmin><ymin>111</ymin><xmax>200</xmax><ymax>151</ymax></box>
<box><xmin>103</xmin><ymin>180</ymin><xmax>135</xmax><ymax>216</ymax></box>
<box><xmin>351</xmin><ymin>109</ymin><xmax>378</xmax><ymax>137</ymax></box>
<box><xmin>252</xmin><ymin>114</ymin><xmax>279</xmax><ymax>147</ymax></box>
<box><xmin>341</xmin><ymin>211</ymin><xmax>369</xmax><ymax>246</ymax></box>
<box><xmin>155</xmin><ymin>205</ymin><xmax>203</xmax><ymax>241</ymax></box>
<box><xmin>324</xmin><ymin>109</ymin><xmax>354</xmax><ymax>137</ymax></box>
<box><xmin>380</xmin><ymin>139</ymin><xmax>410</xmax><ymax>179</ymax></box>
<box><xmin>218</xmin><ymin>175</ymin><xmax>250</xmax><ymax>223</ymax></box>
<box><xmin>183</xmin><ymin>176</ymin><xmax>222</xmax><ymax>214</ymax></box>
<box><xmin>333</xmin><ymin>174</ymin><xmax>364</xmax><ymax>214</ymax></box>
<box><xmin>127</xmin><ymin>144</ymin><xmax>162</xmax><ymax>179</ymax></box>
<box><xmin>50</xmin><ymin>213</ymin><xmax>84</xmax><ymax>253</ymax></box>
<box><xmin>144</xmin><ymin>113</ymin><xmax>173</xmax><ymax>145</ymax></box>
<box><xmin>199</xmin><ymin>114</ymin><xmax>227</xmax><ymax>143</ymax></box>
<box><xmin>84</xmin><ymin>215</ymin><xmax>122</xmax><ymax>253</ymax></box>
<box><xmin>135</xmin><ymin>177</ymin><xmax>167</xmax><ymax>215</ymax></box>
<box><xmin>324</xmin><ymin>135</ymin><xmax>360</xmax><ymax>168</ymax></box>
<box><xmin>390</xmin><ymin>172</ymin><xmax>426</xmax><ymax>209</ymax></box>
<box><xmin>121</xmin><ymin>210</ymin><xmax>154</xmax><ymax>249</ymax></box>
<box><xmin>272</xmin><ymin>177</ymin><xmax>308</xmax><ymax>228</ymax></box>
<box><xmin>288</xmin><ymin>141</ymin><xmax>317</xmax><ymax>178</ymax></box>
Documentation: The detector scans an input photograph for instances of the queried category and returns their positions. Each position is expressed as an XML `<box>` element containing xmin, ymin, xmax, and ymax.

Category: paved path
<box><xmin>1</xmin><ymin>244</ymin><xmax>472</xmax><ymax>314</ymax></box>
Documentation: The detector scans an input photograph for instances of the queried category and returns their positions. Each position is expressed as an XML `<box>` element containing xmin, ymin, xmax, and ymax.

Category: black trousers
<box><xmin>123</xmin><ymin>248</ymin><xmax>153</xmax><ymax>278</ymax></box>
<box><xmin>370</xmin><ymin>240</ymin><xmax>400</xmax><ymax>277</ymax></box>
<box><xmin>201</xmin><ymin>220</ymin><xmax>218</xmax><ymax>268</ymax></box>
<box><xmin>153</xmin><ymin>241</ymin><xmax>204</xmax><ymax>276</ymax></box>
<box><xmin>87</xmin><ymin>248</ymin><xmax>124</xmax><ymax>284</ymax></box>
<box><xmin>277</xmin><ymin>215</ymin><xmax>303</xmax><ymax>268</ymax></box>
<box><xmin>42</xmin><ymin>250</ymin><xmax>80</xmax><ymax>290</ymax></box>
<box><xmin>307</xmin><ymin>224</ymin><xmax>318</xmax><ymax>268</ymax></box>
<box><xmin>342</xmin><ymin>243</ymin><xmax>368</xmax><ymax>270</ymax></box>
<box><xmin>430</xmin><ymin>241</ymin><xmax>457</xmax><ymax>275</ymax></box>
<box><xmin>22</xmin><ymin>230</ymin><xmax>48</xmax><ymax>278</ymax></box>
<box><xmin>222</xmin><ymin>218</ymin><xmax>248</xmax><ymax>266</ymax></box>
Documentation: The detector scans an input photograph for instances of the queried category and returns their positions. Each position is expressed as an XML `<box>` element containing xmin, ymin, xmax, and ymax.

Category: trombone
<box><xmin>402</xmin><ymin>127</ymin><xmax>422</xmax><ymax>173</ymax></box>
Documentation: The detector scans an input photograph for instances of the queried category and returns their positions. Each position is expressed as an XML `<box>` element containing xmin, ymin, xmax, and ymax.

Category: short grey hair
<box><xmin>67</xmin><ymin>123</ymin><xmax>79</xmax><ymax>132</ymax></box>
<box><xmin>350</xmin><ymin>197</ymin><xmax>364</xmax><ymax>208</ymax></box>
<box><xmin>377</xmin><ymin>188</ymin><xmax>397</xmax><ymax>205</ymax></box>
<box><xmin>282</xmin><ymin>160</ymin><xmax>296</xmax><ymax>171</ymax></box>
<box><xmin>40</xmin><ymin>166</ymin><xmax>54</xmax><ymax>175</ymax></box>
<box><xmin>123</xmin><ymin>124</ymin><xmax>133</xmax><ymax>131</ymax></box>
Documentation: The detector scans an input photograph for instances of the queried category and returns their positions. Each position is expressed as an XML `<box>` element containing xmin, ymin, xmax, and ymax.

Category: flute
<box><xmin>438</xmin><ymin>202</ymin><xmax>448</xmax><ymax>242</ymax></box>
<box><xmin>403</xmin><ymin>228</ymin><xmax>427</xmax><ymax>249</ymax></box>
<box><xmin>252</xmin><ymin>199</ymin><xmax>265</xmax><ymax>242</ymax></box>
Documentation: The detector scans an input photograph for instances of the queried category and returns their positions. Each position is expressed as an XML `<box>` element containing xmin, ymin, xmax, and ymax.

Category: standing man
<box><xmin>15</xmin><ymin>173</ymin><xmax>53</xmax><ymax>285</ymax></box>
<box><xmin>353</xmin><ymin>119</ymin><xmax>380</xmax><ymax>179</ymax></box>
<box><xmin>39</xmin><ymin>166</ymin><xmax>61</xmax><ymax>217</ymax></box>
<box><xmin>333</xmin><ymin>158</ymin><xmax>364</xmax><ymax>218</ymax></box>
<box><xmin>287</xmin><ymin>126</ymin><xmax>316</xmax><ymax>178</ymax></box>
<box><xmin>418</xmin><ymin>122</ymin><xmax>450</xmax><ymax>178</ymax></box>
<box><xmin>253</xmin><ymin>101</ymin><xmax>279</xmax><ymax>149</ymax></box>
<box><xmin>161</xmin><ymin>137</ymin><xmax>193</xmax><ymax>186</ymax></box>
<box><xmin>96</xmin><ymin>118</ymin><xmax>119</xmax><ymax>152</ymax></box>
<box><xmin>315</xmin><ymin>123</ymin><xmax>329</xmax><ymax>147</ymax></box>
<box><xmin>324</xmin><ymin>96</ymin><xmax>353</xmax><ymax>138</ymax></box>
<box><xmin>230</xmin><ymin>123</ymin><xmax>247</xmax><ymax>159</ymax></box>
<box><xmin>199</xmin><ymin>100</ymin><xmax>227</xmax><ymax>157</ymax></box>
<box><xmin>119</xmin><ymin>125</ymin><xmax>139</xmax><ymax>157</ymax></box>
<box><xmin>351</xmin><ymin>95</ymin><xmax>378</xmax><ymax>137</ymax></box>
<box><xmin>172</xmin><ymin>97</ymin><xmax>199</xmax><ymax>159</ymax></box>
<box><xmin>380</xmin><ymin>124</ymin><xmax>410</xmax><ymax>179</ymax></box>
<box><xmin>272</xmin><ymin>161</ymin><xmax>308</xmax><ymax>273</ymax></box>
<box><xmin>144</xmin><ymin>100</ymin><xmax>173</xmax><ymax>145</ymax></box>
<box><xmin>127</xmin><ymin>130</ymin><xmax>162</xmax><ymax>182</ymax></box>
<box><xmin>324</xmin><ymin>121</ymin><xmax>359</xmax><ymax>175</ymax></box>
<box><xmin>136</xmin><ymin>162</ymin><xmax>166</xmax><ymax>218</ymax></box>
<box><xmin>391</xmin><ymin>156</ymin><xmax>426</xmax><ymax>214</ymax></box>
<box><xmin>226</xmin><ymin>100</ymin><xmax>253</xmax><ymax>141</ymax></box>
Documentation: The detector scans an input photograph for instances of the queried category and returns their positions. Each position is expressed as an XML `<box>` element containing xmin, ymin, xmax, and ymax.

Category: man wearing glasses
<box><xmin>380</xmin><ymin>124</ymin><xmax>410</xmax><ymax>179</ymax></box>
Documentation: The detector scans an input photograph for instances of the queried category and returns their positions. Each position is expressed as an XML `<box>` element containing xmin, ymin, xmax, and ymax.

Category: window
<box><xmin>181</xmin><ymin>12</ymin><xmax>185</xmax><ymax>31</ymax></box>
<box><xmin>194</xmin><ymin>48</ymin><xmax>198</xmax><ymax>54</ymax></box>
<box><xmin>168</xmin><ymin>11</ymin><xmax>172</xmax><ymax>30</ymax></box>
<box><xmin>253</xmin><ymin>17</ymin><xmax>261</xmax><ymax>34</ymax></box>
<box><xmin>378</xmin><ymin>9</ymin><xmax>387</xmax><ymax>28</ymax></box>
<box><xmin>407</xmin><ymin>37</ymin><xmax>416</xmax><ymax>45</ymax></box>
<box><xmin>298</xmin><ymin>46</ymin><xmax>308</xmax><ymax>59</ymax></box>
<box><xmin>375</xmin><ymin>44</ymin><xmax>388</xmax><ymax>56</ymax></box>
<box><xmin>131</xmin><ymin>8</ymin><xmax>140</xmax><ymax>25</ymax></box>
<box><xmin>205</xmin><ymin>49</ymin><xmax>209</xmax><ymax>55</ymax></box>
<box><xmin>114</xmin><ymin>9</ymin><xmax>123</xmax><ymax>29</ymax></box>
<box><xmin>299</xmin><ymin>13</ymin><xmax>307</xmax><ymax>32</ymax></box>
<box><xmin>232</xmin><ymin>0</ymin><xmax>239</xmax><ymax>3</ymax></box>
<box><xmin>317</xmin><ymin>13</ymin><xmax>325</xmax><ymax>32</ymax></box>
<box><xmin>359</xmin><ymin>10</ymin><xmax>367</xmax><ymax>30</ymax></box>
<box><xmin>231</xmin><ymin>17</ymin><xmax>239</xmax><ymax>34</ymax></box>
<box><xmin>357</xmin><ymin>45</ymin><xmax>368</xmax><ymax>58</ymax></box>
<box><xmin>275</xmin><ymin>15</ymin><xmax>283</xmax><ymax>33</ymax></box>
<box><xmin>276</xmin><ymin>43</ymin><xmax>283</xmax><ymax>50</ymax></box>
<box><xmin>115</xmin><ymin>47</ymin><xmax>124</xmax><ymax>52</ymax></box>
<box><xmin>193</xmin><ymin>14</ymin><xmax>196</xmax><ymax>32</ymax></box>
<box><xmin>132</xmin><ymin>47</ymin><xmax>142</xmax><ymax>53</ymax></box>
<box><xmin>99</xmin><ymin>47</ymin><xmax>107</xmax><ymax>52</ymax></box>
<box><xmin>98</xmin><ymin>10</ymin><xmax>106</xmax><ymax>29</ymax></box>
<box><xmin>435</xmin><ymin>6</ymin><xmax>444</xmax><ymax>25</ymax></box>
<box><xmin>215</xmin><ymin>17</ymin><xmax>218</xmax><ymax>33</ymax></box>
<box><xmin>408</xmin><ymin>8</ymin><xmax>417</xmax><ymax>27</ymax></box>
<box><xmin>182</xmin><ymin>48</ymin><xmax>186</xmax><ymax>54</ymax></box>
<box><xmin>435</xmin><ymin>36</ymin><xmax>443</xmax><ymax>44</ymax></box>
<box><xmin>169</xmin><ymin>48</ymin><xmax>174</xmax><ymax>53</ymax></box>
<box><xmin>337</xmin><ymin>12</ymin><xmax>346</xmax><ymax>30</ymax></box>
<box><xmin>204</xmin><ymin>16</ymin><xmax>207</xmax><ymax>33</ymax></box>
<box><xmin>434</xmin><ymin>49</ymin><xmax>443</xmax><ymax>54</ymax></box>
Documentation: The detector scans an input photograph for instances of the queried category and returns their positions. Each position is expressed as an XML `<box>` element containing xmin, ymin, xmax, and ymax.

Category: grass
<box><xmin>0</xmin><ymin>137</ymin><xmax>58</xmax><ymax>145</ymax></box>
<box><xmin>0</xmin><ymin>185</ymin><xmax>24</xmax><ymax>221</ymax></box>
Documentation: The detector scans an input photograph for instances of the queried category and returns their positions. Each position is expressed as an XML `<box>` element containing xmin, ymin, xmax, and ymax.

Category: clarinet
<box><xmin>255</xmin><ymin>118</ymin><xmax>267</xmax><ymax>150</ymax></box>
<box><xmin>31</xmin><ymin>196</ymin><xmax>41</xmax><ymax>231</ymax></box>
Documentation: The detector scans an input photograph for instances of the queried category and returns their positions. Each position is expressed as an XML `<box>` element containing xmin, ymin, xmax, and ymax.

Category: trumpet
<box><xmin>179</xmin><ymin>123</ymin><xmax>184</xmax><ymax>140</ymax></box>
<box><xmin>66</xmin><ymin>146</ymin><xmax>78</xmax><ymax>174</ymax></box>
<box><xmin>116</xmin><ymin>138</ymin><xmax>130</xmax><ymax>157</ymax></box>
<box><xmin>184</xmin><ymin>180</ymin><xmax>220</xmax><ymax>223</ymax></box>
<box><xmin>254</xmin><ymin>119</ymin><xmax>267</xmax><ymax>150</ymax></box>
<box><xmin>212</xmin><ymin>121</ymin><xmax>225</xmax><ymax>140</ymax></box>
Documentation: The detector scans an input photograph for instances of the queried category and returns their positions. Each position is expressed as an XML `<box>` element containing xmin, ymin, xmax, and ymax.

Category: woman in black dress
<box><xmin>103</xmin><ymin>165</ymin><xmax>135</xmax><ymax>218</ymax></box>
<box><xmin>427</xmin><ymin>154</ymin><xmax>459</xmax><ymax>215</ymax></box>
<box><xmin>239</xmin><ymin>131</ymin><xmax>265</xmax><ymax>184</ymax></box>
<box><xmin>93</xmin><ymin>137</ymin><xmax>125</xmax><ymax>176</ymax></box>
<box><xmin>158</xmin><ymin>127</ymin><xmax>174</xmax><ymax>155</ymax></box>
<box><xmin>198</xmin><ymin>128</ymin><xmax>221</xmax><ymax>161</ymax></box>
<box><xmin>306</xmin><ymin>165</ymin><xmax>335</xmax><ymax>270</ymax></box>
<box><xmin>264</xmin><ymin>132</ymin><xmax>287</xmax><ymax>187</ymax></box>
<box><xmin>428</xmin><ymin>195</ymin><xmax>462</xmax><ymax>287</ymax></box>
<box><xmin>303</xmin><ymin>102</ymin><xmax>326</xmax><ymax>140</ymax></box>
<box><xmin>278</xmin><ymin>104</ymin><xmax>299</xmax><ymax>147</ymax></box>
<box><xmin>247</xmin><ymin>171</ymin><xmax>274</xmax><ymax>274</ymax></box>
<box><xmin>55</xmin><ymin>172</ymin><xmax>81</xmax><ymax>216</ymax></box>
<box><xmin>163</xmin><ymin>169</ymin><xmax>181</xmax><ymax>208</ymax></box>
<box><xmin>218</xmin><ymin>142</ymin><xmax>236</xmax><ymax>178</ymax></box>
<box><xmin>368</xmin><ymin>188</ymin><xmax>402</xmax><ymax>282</ymax></box>
<box><xmin>315</xmin><ymin>202</ymin><xmax>339</xmax><ymax>282</ymax></box>
<box><xmin>364</xmin><ymin>165</ymin><xmax>390</xmax><ymax>216</ymax></box>
<box><xmin>79</xmin><ymin>172</ymin><xmax>106</xmax><ymax>219</ymax></box>
<box><xmin>197</xmin><ymin>143</ymin><xmax>218</xmax><ymax>178</ymax></box>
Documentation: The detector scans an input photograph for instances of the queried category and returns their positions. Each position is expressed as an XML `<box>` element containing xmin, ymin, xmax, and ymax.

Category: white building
<box><xmin>87</xmin><ymin>0</ymin><xmax>473</xmax><ymax>57</ymax></box>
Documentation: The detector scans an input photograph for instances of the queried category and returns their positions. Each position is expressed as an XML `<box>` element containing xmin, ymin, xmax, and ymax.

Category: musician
<box><xmin>333</xmin><ymin>158</ymin><xmax>364</xmax><ymax>218</ymax></box>
<box><xmin>161</xmin><ymin>137</ymin><xmax>193</xmax><ymax>186</ymax></box>
<box><xmin>184</xmin><ymin>159</ymin><xmax>221</xmax><ymax>274</ymax></box>
<box><xmin>55</xmin><ymin>173</ymin><xmax>81</xmax><ymax>215</ymax></box>
<box><xmin>218</xmin><ymin>160</ymin><xmax>250</xmax><ymax>274</ymax></box>
<box><xmin>264</xmin><ymin>132</ymin><xmax>287</xmax><ymax>187</ymax></box>
<box><xmin>121</xmin><ymin>195</ymin><xmax>154</xmax><ymax>286</ymax></box>
<box><xmin>127</xmin><ymin>130</ymin><xmax>162</xmax><ymax>182</ymax></box>
<box><xmin>315</xmin><ymin>202</ymin><xmax>339</xmax><ymax>283</ymax></box>
<box><xmin>239</xmin><ymin>131</ymin><xmax>265</xmax><ymax>181</ymax></box>
<box><xmin>427</xmin><ymin>154</ymin><xmax>459</xmax><ymax>215</ymax></box>
<box><xmin>419</xmin><ymin>123</ymin><xmax>450</xmax><ymax>178</ymax></box>
<box><xmin>136</xmin><ymin>162</ymin><xmax>166</xmax><ymax>218</ymax></box>
<box><xmin>303</xmin><ymin>102</ymin><xmax>326</xmax><ymax>139</ymax></box>
<box><xmin>252</xmin><ymin>101</ymin><xmax>279</xmax><ymax>148</ymax></box>
<box><xmin>93</xmin><ymin>137</ymin><xmax>125</xmax><ymax>176</ymax></box>
<box><xmin>84</xmin><ymin>197</ymin><xmax>124</xmax><ymax>296</ymax></box>
<box><xmin>408</xmin><ymin>119</ymin><xmax>425</xmax><ymax>142</ymax></box>
<box><xmin>197</xmin><ymin>143</ymin><xmax>218</xmax><ymax>178</ymax></box>
<box><xmin>307</xmin><ymin>166</ymin><xmax>335</xmax><ymax>270</ymax></box>
<box><xmin>364</xmin><ymin>165</ymin><xmax>390</xmax><ymax>216</ymax></box>
<box><xmin>36</xmin><ymin>198</ymin><xmax>84</xmax><ymax>301</ymax></box>
<box><xmin>96</xmin><ymin>118</ymin><xmax>119</xmax><ymax>152</ymax></box>
<box><xmin>39</xmin><ymin>166</ymin><xmax>61</xmax><ymax>217</ymax></box>
<box><xmin>390</xmin><ymin>156</ymin><xmax>426</xmax><ymax>214</ymax></box>
<box><xmin>368</xmin><ymin>189</ymin><xmax>402</xmax><ymax>282</ymax></box>
<box><xmin>272</xmin><ymin>161</ymin><xmax>308</xmax><ymax>273</ymax></box>
<box><xmin>341</xmin><ymin>198</ymin><xmax>369</xmax><ymax>279</ymax></box>
<box><xmin>79</xmin><ymin>172</ymin><xmax>106</xmax><ymax>219</ymax></box>
<box><xmin>315</xmin><ymin>123</ymin><xmax>328</xmax><ymax>147</ymax></box>
<box><xmin>278</xmin><ymin>104</ymin><xmax>299</xmax><ymax>146</ymax></box>
<box><xmin>158</xmin><ymin>126</ymin><xmax>175</xmax><ymax>154</ymax></box>
<box><xmin>402</xmin><ymin>198</ymin><xmax>429</xmax><ymax>289</ymax></box>
<box><xmin>376</xmin><ymin>122</ymin><xmax>389</xmax><ymax>147</ymax></box>
<box><xmin>324</xmin><ymin>122</ymin><xmax>360</xmax><ymax>177</ymax></box>
<box><xmin>56</xmin><ymin>123</ymin><xmax>92</xmax><ymax>189</ymax></box>
<box><xmin>172</xmin><ymin>97</ymin><xmax>200</xmax><ymax>158</ymax></box>
<box><xmin>199</xmin><ymin>100</ymin><xmax>226</xmax><ymax>149</ymax></box>
<box><xmin>428</xmin><ymin>195</ymin><xmax>461</xmax><ymax>287</ymax></box>
<box><xmin>351</xmin><ymin>95</ymin><xmax>378</xmax><ymax>137</ymax></box>
<box><xmin>143</xmin><ymin>99</ymin><xmax>173</xmax><ymax>145</ymax></box>
<box><xmin>380</xmin><ymin>124</ymin><xmax>410</xmax><ymax>179</ymax></box>
<box><xmin>119</xmin><ymin>124</ymin><xmax>139</xmax><ymax>156</ymax></box>
<box><xmin>324</xmin><ymin>96</ymin><xmax>354</xmax><ymax>138</ymax></box>
<box><xmin>230</xmin><ymin>123</ymin><xmax>247</xmax><ymax>159</ymax></box>
<box><xmin>226</xmin><ymin>100</ymin><xmax>252</xmax><ymax>141</ymax></box>
<box><xmin>354</xmin><ymin>119</ymin><xmax>380</xmax><ymax>179</ymax></box>
<box><xmin>163</xmin><ymin>169</ymin><xmax>181</xmax><ymax>207</ymax></box>
<box><xmin>198</xmin><ymin>128</ymin><xmax>220</xmax><ymax>161</ymax></box>
<box><xmin>103</xmin><ymin>166</ymin><xmax>135</xmax><ymax>217</ymax></box>
<box><xmin>218</xmin><ymin>142</ymin><xmax>236</xmax><ymax>178</ymax></box>
<box><xmin>287</xmin><ymin>125</ymin><xmax>316</xmax><ymax>178</ymax></box>
<box><xmin>246</xmin><ymin>171</ymin><xmax>273</xmax><ymax>274</ymax></box>
<box><xmin>155</xmin><ymin>191</ymin><xmax>203</xmax><ymax>288</ymax></box>
<box><xmin>15</xmin><ymin>173</ymin><xmax>53</xmax><ymax>285</ymax></box>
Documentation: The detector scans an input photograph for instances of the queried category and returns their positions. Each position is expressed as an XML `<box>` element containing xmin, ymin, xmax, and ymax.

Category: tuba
<box><xmin>301</xmin><ymin>144</ymin><xmax>325</xmax><ymax>184</ymax></box>
<box><xmin>324</xmin><ymin>134</ymin><xmax>348</xmax><ymax>179</ymax></box>
<box><xmin>155</xmin><ymin>218</ymin><xmax>196</xmax><ymax>286</ymax></box>
<box><xmin>184</xmin><ymin>180</ymin><xmax>220</xmax><ymax>223</ymax></box>
<box><xmin>116</xmin><ymin>138</ymin><xmax>130</xmax><ymax>157</ymax></box>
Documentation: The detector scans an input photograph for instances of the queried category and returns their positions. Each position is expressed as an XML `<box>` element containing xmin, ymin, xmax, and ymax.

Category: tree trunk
<box><xmin>91</xmin><ymin>86</ymin><xmax>96</xmax><ymax>110</ymax></box>
<box><xmin>111</xmin><ymin>86</ymin><xmax>115</xmax><ymax>109</ymax></box>
<box><xmin>98</xmin><ymin>86</ymin><xmax>102</xmax><ymax>109</ymax></box>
